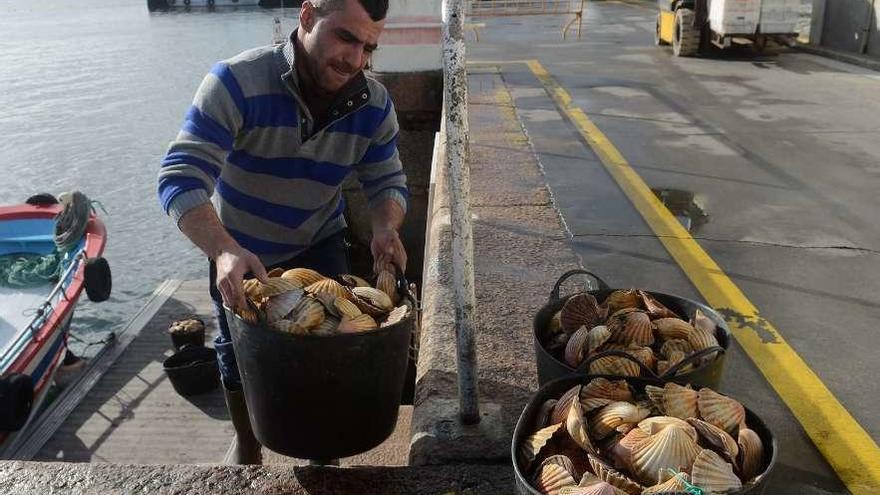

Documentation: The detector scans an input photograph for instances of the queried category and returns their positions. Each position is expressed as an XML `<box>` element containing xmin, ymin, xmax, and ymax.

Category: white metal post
<box><xmin>441</xmin><ymin>0</ymin><xmax>480</xmax><ymax>425</ymax></box>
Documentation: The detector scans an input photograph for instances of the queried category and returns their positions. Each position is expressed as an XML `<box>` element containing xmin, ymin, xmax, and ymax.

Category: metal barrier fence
<box><xmin>466</xmin><ymin>0</ymin><xmax>585</xmax><ymax>39</ymax></box>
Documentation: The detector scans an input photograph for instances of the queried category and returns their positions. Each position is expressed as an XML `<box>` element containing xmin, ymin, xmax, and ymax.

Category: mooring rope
<box><xmin>0</xmin><ymin>191</ymin><xmax>96</xmax><ymax>288</ymax></box>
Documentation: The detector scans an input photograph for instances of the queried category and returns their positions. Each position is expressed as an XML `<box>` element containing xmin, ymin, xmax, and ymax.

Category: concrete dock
<box><xmin>3</xmin><ymin>1</ymin><xmax>879</xmax><ymax>493</ymax></box>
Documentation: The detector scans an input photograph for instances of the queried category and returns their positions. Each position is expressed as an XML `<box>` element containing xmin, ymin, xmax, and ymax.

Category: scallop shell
<box><xmin>644</xmin><ymin>383</ymin><xmax>698</xmax><ymax>420</ymax></box>
<box><xmin>548</xmin><ymin>310</ymin><xmax>564</xmax><ymax>335</ymax></box>
<box><xmin>737</xmin><ymin>428</ymin><xmax>764</xmax><ymax>482</ymax></box>
<box><xmin>339</xmin><ymin>273</ymin><xmax>371</xmax><ymax>288</ymax></box>
<box><xmin>561</xmin><ymin>293</ymin><xmax>604</xmax><ymax>333</ymax></box>
<box><xmin>534</xmin><ymin>399</ymin><xmax>558</xmax><ymax>431</ymax></box>
<box><xmin>637</xmin><ymin>417</ymin><xmax>697</xmax><ymax>440</ymax></box>
<box><xmin>697</xmin><ymin>389</ymin><xmax>746</xmax><ymax>435</ymax></box>
<box><xmin>607</xmin><ymin>426</ymin><xmax>649</xmax><ymax>470</ymax></box>
<box><xmin>334</xmin><ymin>297</ymin><xmax>362</xmax><ymax>319</ymax></box>
<box><xmin>691</xmin><ymin>448</ymin><xmax>742</xmax><ymax>493</ymax></box>
<box><xmin>686</xmin><ymin>418</ymin><xmax>739</xmax><ymax>467</ymax></box>
<box><xmin>352</xmin><ymin>286</ymin><xmax>394</xmax><ymax>312</ymax></box>
<box><xmin>603</xmin><ymin>289</ymin><xmax>641</xmax><ymax>315</ymax></box>
<box><xmin>311</xmin><ymin>315</ymin><xmax>340</xmax><ymax>336</ymax></box>
<box><xmin>305</xmin><ymin>278</ymin><xmax>349</xmax><ymax>299</ymax></box>
<box><xmin>692</xmin><ymin>308</ymin><xmax>717</xmax><ymax>334</ymax></box>
<box><xmin>688</xmin><ymin>325</ymin><xmax>720</xmax><ymax>353</ymax></box>
<box><xmin>604</xmin><ymin>308</ymin><xmax>639</xmax><ymax>336</ymax></box>
<box><xmin>280</xmin><ymin>267</ymin><xmax>325</xmax><ymax>288</ymax></box>
<box><xmin>381</xmin><ymin>305</ymin><xmax>408</xmax><ymax>327</ymax></box>
<box><xmin>660</xmin><ymin>339</ymin><xmax>693</xmax><ymax>357</ymax></box>
<box><xmin>587</xmin><ymin>326</ymin><xmax>612</xmax><ymax>354</ymax></box>
<box><xmin>551</xmin><ymin>385</ymin><xmax>582</xmax><ymax>425</ymax></box>
<box><xmin>588</xmin><ymin>454</ymin><xmax>644</xmax><ymax>495</ymax></box>
<box><xmin>565</xmin><ymin>326</ymin><xmax>591</xmax><ymax>367</ymax></box>
<box><xmin>558</xmin><ymin>482</ymin><xmax>622</xmax><ymax>495</ymax></box>
<box><xmin>291</xmin><ymin>297</ymin><xmax>325</xmax><ymax>332</ymax></box>
<box><xmin>264</xmin><ymin>288</ymin><xmax>304</xmax><ymax>323</ymax></box>
<box><xmin>565</xmin><ymin>395</ymin><xmax>594</xmax><ymax>453</ymax></box>
<box><xmin>375</xmin><ymin>269</ymin><xmax>400</xmax><ymax>305</ymax></box>
<box><xmin>630</xmin><ymin>424</ymin><xmax>702</xmax><ymax>485</ymax></box>
<box><xmin>242</xmin><ymin>278</ymin><xmax>263</xmax><ymax>302</ymax></box>
<box><xmin>622</xmin><ymin>345</ymin><xmax>656</xmax><ymax>371</ymax></box>
<box><xmin>657</xmin><ymin>350</ymin><xmax>689</xmax><ymax>377</ymax></box>
<box><xmin>589</xmin><ymin>402</ymin><xmax>651</xmax><ymax>440</ymax></box>
<box><xmin>338</xmin><ymin>313</ymin><xmax>378</xmax><ymax>333</ymax></box>
<box><xmin>637</xmin><ymin>290</ymin><xmax>678</xmax><ymax>319</ymax></box>
<box><xmin>236</xmin><ymin>305</ymin><xmax>260</xmax><ymax>324</ymax></box>
<box><xmin>579</xmin><ymin>378</ymin><xmax>632</xmax><ymax>412</ymax></box>
<box><xmin>588</xmin><ymin>355</ymin><xmax>641</xmax><ymax>377</ymax></box>
<box><xmin>519</xmin><ymin>422</ymin><xmax>563</xmax><ymax>470</ymax></box>
<box><xmin>266</xmin><ymin>267</ymin><xmax>284</xmax><ymax>278</ymax></box>
<box><xmin>653</xmin><ymin>318</ymin><xmax>695</xmax><ymax>341</ymax></box>
<box><xmin>611</xmin><ymin>311</ymin><xmax>654</xmax><ymax>346</ymax></box>
<box><xmin>534</xmin><ymin>455</ymin><xmax>578</xmax><ymax>495</ymax></box>
<box><xmin>641</xmin><ymin>472</ymin><xmax>692</xmax><ymax>494</ymax></box>
<box><xmin>272</xmin><ymin>319</ymin><xmax>300</xmax><ymax>334</ymax></box>
<box><xmin>259</xmin><ymin>277</ymin><xmax>302</xmax><ymax>298</ymax></box>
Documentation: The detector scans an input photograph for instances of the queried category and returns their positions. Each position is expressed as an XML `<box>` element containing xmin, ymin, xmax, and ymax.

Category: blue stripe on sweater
<box><xmin>228</xmin><ymin>151</ymin><xmax>351</xmax><ymax>186</ymax></box>
<box><xmin>211</xmin><ymin>62</ymin><xmax>246</xmax><ymax>116</ymax></box>
<box><xmin>226</xmin><ymin>227</ymin><xmax>307</xmax><ymax>255</ymax></box>
<box><xmin>216</xmin><ymin>179</ymin><xmax>317</xmax><ymax>229</ymax></box>
<box><xmin>326</xmin><ymin>99</ymin><xmax>391</xmax><ymax>139</ymax></box>
<box><xmin>161</xmin><ymin>151</ymin><xmax>221</xmax><ymax>180</ymax></box>
<box><xmin>361</xmin><ymin>133</ymin><xmax>397</xmax><ymax>163</ymax></box>
<box><xmin>244</xmin><ymin>94</ymin><xmax>299</xmax><ymax>129</ymax></box>
<box><xmin>158</xmin><ymin>177</ymin><xmax>206</xmax><ymax>213</ymax></box>
<box><xmin>182</xmin><ymin>106</ymin><xmax>234</xmax><ymax>151</ymax></box>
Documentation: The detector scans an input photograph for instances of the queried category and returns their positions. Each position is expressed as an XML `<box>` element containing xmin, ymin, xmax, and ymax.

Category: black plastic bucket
<box><xmin>533</xmin><ymin>269</ymin><xmax>731</xmax><ymax>388</ymax></box>
<box><xmin>511</xmin><ymin>374</ymin><xmax>778</xmax><ymax>495</ymax></box>
<box><xmin>163</xmin><ymin>345</ymin><xmax>220</xmax><ymax>396</ymax></box>
<box><xmin>226</xmin><ymin>292</ymin><xmax>414</xmax><ymax>460</ymax></box>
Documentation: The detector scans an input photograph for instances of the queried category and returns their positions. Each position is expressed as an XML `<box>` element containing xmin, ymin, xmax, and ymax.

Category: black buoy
<box><xmin>147</xmin><ymin>0</ymin><xmax>170</xmax><ymax>11</ymax></box>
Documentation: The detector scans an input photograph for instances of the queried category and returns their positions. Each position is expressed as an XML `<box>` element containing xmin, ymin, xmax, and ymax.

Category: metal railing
<box><xmin>466</xmin><ymin>0</ymin><xmax>585</xmax><ymax>39</ymax></box>
<box><xmin>441</xmin><ymin>0</ymin><xmax>481</xmax><ymax>425</ymax></box>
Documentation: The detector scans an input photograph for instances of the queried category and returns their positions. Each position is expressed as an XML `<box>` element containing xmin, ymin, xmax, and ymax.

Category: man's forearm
<box><xmin>178</xmin><ymin>203</ymin><xmax>240</xmax><ymax>260</ymax></box>
<box><xmin>371</xmin><ymin>198</ymin><xmax>406</xmax><ymax>233</ymax></box>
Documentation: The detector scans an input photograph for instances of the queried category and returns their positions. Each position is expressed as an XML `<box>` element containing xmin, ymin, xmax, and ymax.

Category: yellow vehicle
<box><xmin>656</xmin><ymin>0</ymin><xmax>801</xmax><ymax>57</ymax></box>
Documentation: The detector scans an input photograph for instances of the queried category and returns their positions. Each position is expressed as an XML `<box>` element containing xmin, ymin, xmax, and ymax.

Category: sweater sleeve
<box><xmin>157</xmin><ymin>62</ymin><xmax>245</xmax><ymax>225</ymax></box>
<box><xmin>354</xmin><ymin>93</ymin><xmax>409</xmax><ymax>214</ymax></box>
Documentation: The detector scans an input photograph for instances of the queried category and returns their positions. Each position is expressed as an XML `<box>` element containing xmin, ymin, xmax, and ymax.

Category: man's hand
<box><xmin>371</xmin><ymin>227</ymin><xmax>407</xmax><ymax>274</ymax></box>
<box><xmin>215</xmin><ymin>246</ymin><xmax>269</xmax><ymax>310</ymax></box>
<box><xmin>177</xmin><ymin>203</ymin><xmax>269</xmax><ymax>309</ymax></box>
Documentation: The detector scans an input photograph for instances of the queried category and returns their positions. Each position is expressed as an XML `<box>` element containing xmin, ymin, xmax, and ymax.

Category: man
<box><xmin>157</xmin><ymin>0</ymin><xmax>407</xmax><ymax>465</ymax></box>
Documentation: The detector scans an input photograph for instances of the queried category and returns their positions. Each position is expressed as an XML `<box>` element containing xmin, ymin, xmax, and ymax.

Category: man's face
<box><xmin>300</xmin><ymin>0</ymin><xmax>384</xmax><ymax>96</ymax></box>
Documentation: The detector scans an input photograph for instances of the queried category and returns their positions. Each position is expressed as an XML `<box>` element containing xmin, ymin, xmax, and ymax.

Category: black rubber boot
<box><xmin>223</xmin><ymin>383</ymin><xmax>262</xmax><ymax>465</ymax></box>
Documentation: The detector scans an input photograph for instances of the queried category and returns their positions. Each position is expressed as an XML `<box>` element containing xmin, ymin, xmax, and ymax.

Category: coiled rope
<box><xmin>0</xmin><ymin>191</ymin><xmax>96</xmax><ymax>288</ymax></box>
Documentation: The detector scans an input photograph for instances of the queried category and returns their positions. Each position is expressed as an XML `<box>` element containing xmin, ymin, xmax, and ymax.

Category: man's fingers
<box><xmin>250</xmin><ymin>257</ymin><xmax>269</xmax><ymax>283</ymax></box>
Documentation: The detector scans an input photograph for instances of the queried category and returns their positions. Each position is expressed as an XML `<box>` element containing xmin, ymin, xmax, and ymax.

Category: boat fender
<box><xmin>84</xmin><ymin>257</ymin><xmax>112</xmax><ymax>303</ymax></box>
<box><xmin>183</xmin><ymin>0</ymin><xmax>190</xmax><ymax>5</ymax></box>
<box><xmin>207</xmin><ymin>0</ymin><xmax>215</xmax><ymax>5</ymax></box>
<box><xmin>25</xmin><ymin>193</ymin><xmax>59</xmax><ymax>206</ymax></box>
<box><xmin>0</xmin><ymin>374</ymin><xmax>34</xmax><ymax>432</ymax></box>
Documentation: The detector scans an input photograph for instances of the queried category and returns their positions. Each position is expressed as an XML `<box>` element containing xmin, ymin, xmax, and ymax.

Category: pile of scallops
<box><xmin>231</xmin><ymin>267</ymin><xmax>409</xmax><ymax>336</ymax></box>
<box><xmin>519</xmin><ymin>378</ymin><xmax>766</xmax><ymax>495</ymax></box>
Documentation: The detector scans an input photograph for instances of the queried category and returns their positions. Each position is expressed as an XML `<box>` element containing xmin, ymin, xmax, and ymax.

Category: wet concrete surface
<box><xmin>471</xmin><ymin>1</ymin><xmax>880</xmax><ymax>493</ymax></box>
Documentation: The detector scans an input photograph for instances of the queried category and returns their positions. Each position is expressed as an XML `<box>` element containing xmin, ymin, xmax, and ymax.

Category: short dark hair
<box><xmin>311</xmin><ymin>0</ymin><xmax>389</xmax><ymax>22</ymax></box>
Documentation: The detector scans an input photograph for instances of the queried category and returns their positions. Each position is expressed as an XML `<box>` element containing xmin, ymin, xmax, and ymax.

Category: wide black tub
<box><xmin>534</xmin><ymin>269</ymin><xmax>731</xmax><ymax>388</ymax></box>
<box><xmin>227</xmin><ymin>291</ymin><xmax>414</xmax><ymax>461</ymax></box>
<box><xmin>512</xmin><ymin>374</ymin><xmax>778</xmax><ymax>494</ymax></box>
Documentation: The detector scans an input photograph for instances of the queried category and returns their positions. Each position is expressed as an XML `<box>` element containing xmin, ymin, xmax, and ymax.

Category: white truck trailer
<box><xmin>656</xmin><ymin>0</ymin><xmax>802</xmax><ymax>56</ymax></box>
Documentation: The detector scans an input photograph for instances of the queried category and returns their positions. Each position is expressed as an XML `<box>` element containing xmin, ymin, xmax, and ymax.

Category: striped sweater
<box><xmin>157</xmin><ymin>35</ymin><xmax>408</xmax><ymax>266</ymax></box>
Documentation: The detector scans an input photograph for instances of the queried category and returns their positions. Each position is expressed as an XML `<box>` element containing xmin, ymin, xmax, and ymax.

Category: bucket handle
<box><xmin>575</xmin><ymin>349</ymin><xmax>660</xmax><ymax>379</ymax></box>
<box><xmin>550</xmin><ymin>269</ymin><xmax>612</xmax><ymax>303</ymax></box>
<box><xmin>657</xmin><ymin>345</ymin><xmax>726</xmax><ymax>380</ymax></box>
<box><xmin>391</xmin><ymin>263</ymin><xmax>417</xmax><ymax>309</ymax></box>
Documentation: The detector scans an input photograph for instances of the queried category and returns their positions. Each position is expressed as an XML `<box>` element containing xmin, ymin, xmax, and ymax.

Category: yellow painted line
<box><xmin>525</xmin><ymin>59</ymin><xmax>880</xmax><ymax>494</ymax></box>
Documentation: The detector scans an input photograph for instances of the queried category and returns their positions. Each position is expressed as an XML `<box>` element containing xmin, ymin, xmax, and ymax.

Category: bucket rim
<box><xmin>224</xmin><ymin>304</ymin><xmax>416</xmax><ymax>340</ymax></box>
<box><xmin>511</xmin><ymin>374</ymin><xmax>779</xmax><ymax>495</ymax></box>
